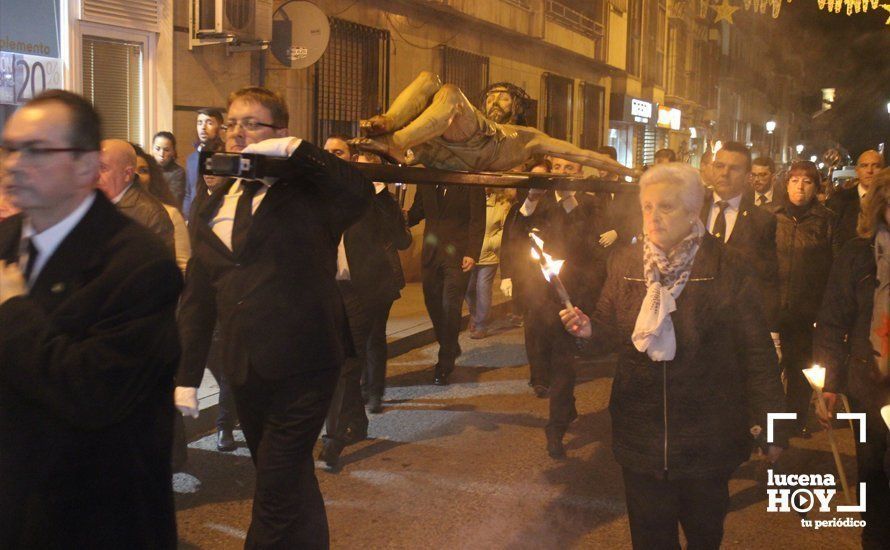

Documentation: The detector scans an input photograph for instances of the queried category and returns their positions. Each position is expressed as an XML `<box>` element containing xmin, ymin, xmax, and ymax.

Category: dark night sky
<box><xmin>772</xmin><ymin>1</ymin><xmax>889</xmax><ymax>155</ymax></box>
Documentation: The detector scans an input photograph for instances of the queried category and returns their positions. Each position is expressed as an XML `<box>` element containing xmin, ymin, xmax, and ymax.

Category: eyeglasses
<box><xmin>0</xmin><ymin>144</ymin><xmax>93</xmax><ymax>162</ymax></box>
<box><xmin>220</xmin><ymin>119</ymin><xmax>282</xmax><ymax>132</ymax></box>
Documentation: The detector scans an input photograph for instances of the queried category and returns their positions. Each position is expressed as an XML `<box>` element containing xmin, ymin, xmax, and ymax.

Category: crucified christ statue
<box><xmin>352</xmin><ymin>71</ymin><xmax>636</xmax><ymax>178</ymax></box>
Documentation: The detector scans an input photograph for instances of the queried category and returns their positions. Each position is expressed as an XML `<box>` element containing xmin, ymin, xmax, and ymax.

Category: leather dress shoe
<box><xmin>318</xmin><ymin>439</ymin><xmax>344</xmax><ymax>470</ymax></box>
<box><xmin>342</xmin><ymin>425</ymin><xmax>368</xmax><ymax>445</ymax></box>
<box><xmin>546</xmin><ymin>431</ymin><xmax>566</xmax><ymax>459</ymax></box>
<box><xmin>367</xmin><ymin>395</ymin><xmax>383</xmax><ymax>414</ymax></box>
<box><xmin>216</xmin><ymin>429</ymin><xmax>236</xmax><ymax>452</ymax></box>
<box><xmin>434</xmin><ymin>364</ymin><xmax>453</xmax><ymax>386</ymax></box>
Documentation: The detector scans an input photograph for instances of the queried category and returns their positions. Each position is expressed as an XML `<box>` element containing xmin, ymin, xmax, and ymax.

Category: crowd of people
<box><xmin>0</xmin><ymin>86</ymin><xmax>888</xmax><ymax>549</ymax></box>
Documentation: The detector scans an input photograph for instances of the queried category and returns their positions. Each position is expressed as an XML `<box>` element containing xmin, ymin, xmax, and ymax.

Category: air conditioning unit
<box><xmin>191</xmin><ymin>0</ymin><xmax>272</xmax><ymax>49</ymax></box>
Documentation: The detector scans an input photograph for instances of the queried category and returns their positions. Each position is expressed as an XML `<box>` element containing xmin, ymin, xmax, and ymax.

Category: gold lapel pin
<box><xmin>51</xmin><ymin>282</ymin><xmax>65</xmax><ymax>293</ymax></box>
<box><xmin>742</xmin><ymin>210</ymin><xmax>748</xmax><ymax>217</ymax></box>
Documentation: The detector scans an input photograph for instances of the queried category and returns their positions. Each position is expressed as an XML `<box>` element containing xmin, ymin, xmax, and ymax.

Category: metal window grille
<box><xmin>439</xmin><ymin>46</ymin><xmax>489</xmax><ymax>110</ymax></box>
<box><xmin>82</xmin><ymin>36</ymin><xmax>143</xmax><ymax>144</ymax></box>
<box><xmin>541</xmin><ymin>73</ymin><xmax>573</xmax><ymax>141</ymax></box>
<box><xmin>580</xmin><ymin>82</ymin><xmax>605</xmax><ymax>150</ymax></box>
<box><xmin>314</xmin><ymin>19</ymin><xmax>390</xmax><ymax>144</ymax></box>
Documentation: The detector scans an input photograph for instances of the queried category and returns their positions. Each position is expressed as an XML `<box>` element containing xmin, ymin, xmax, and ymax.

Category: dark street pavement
<box><xmin>174</xmin><ymin>322</ymin><xmax>864</xmax><ymax>549</ymax></box>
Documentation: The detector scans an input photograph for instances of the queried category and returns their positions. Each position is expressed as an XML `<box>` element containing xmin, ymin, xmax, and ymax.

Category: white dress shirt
<box><xmin>755</xmin><ymin>187</ymin><xmax>773</xmax><ymax>205</ymax></box>
<box><xmin>707</xmin><ymin>193</ymin><xmax>742</xmax><ymax>243</ymax></box>
<box><xmin>20</xmin><ymin>193</ymin><xmax>96</xmax><ymax>286</ymax></box>
<box><xmin>209</xmin><ymin>179</ymin><xmax>270</xmax><ymax>251</ymax></box>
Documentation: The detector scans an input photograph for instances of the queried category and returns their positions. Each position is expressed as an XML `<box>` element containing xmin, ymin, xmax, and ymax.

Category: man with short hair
<box><xmin>183</xmin><ymin>108</ymin><xmax>224</xmax><ymax>216</ymax></box>
<box><xmin>750</xmin><ymin>156</ymin><xmax>780</xmax><ymax>208</ymax></box>
<box><xmin>175</xmin><ymin>87</ymin><xmax>372</xmax><ymax>547</ymax></box>
<box><xmin>704</xmin><ymin>142</ymin><xmax>780</xmax><ymax>355</ymax></box>
<box><xmin>0</xmin><ymin>90</ymin><xmax>181</xmax><ymax>547</ymax></box>
<box><xmin>654</xmin><ymin>148</ymin><xmax>677</xmax><ymax>164</ymax></box>
<box><xmin>98</xmin><ymin>139</ymin><xmax>174</xmax><ymax>251</ymax></box>
<box><xmin>826</xmin><ymin>149</ymin><xmax>885</xmax><ymax>254</ymax></box>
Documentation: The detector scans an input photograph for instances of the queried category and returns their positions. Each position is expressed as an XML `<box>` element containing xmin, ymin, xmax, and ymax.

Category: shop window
<box><xmin>580</xmin><ymin>82</ymin><xmax>605</xmax><ymax>150</ymax></box>
<box><xmin>81</xmin><ymin>36</ymin><xmax>143</xmax><ymax>144</ymax></box>
<box><xmin>542</xmin><ymin>73</ymin><xmax>573</xmax><ymax>142</ymax></box>
<box><xmin>314</xmin><ymin>19</ymin><xmax>389</xmax><ymax>144</ymax></box>
<box><xmin>439</xmin><ymin>46</ymin><xmax>489</xmax><ymax>109</ymax></box>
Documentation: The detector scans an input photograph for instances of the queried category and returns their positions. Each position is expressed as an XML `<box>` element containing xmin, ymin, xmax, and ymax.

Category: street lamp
<box><xmin>796</xmin><ymin>144</ymin><xmax>804</xmax><ymax>155</ymax></box>
<box><xmin>810</xmin><ymin>155</ymin><xmax>818</xmax><ymax>163</ymax></box>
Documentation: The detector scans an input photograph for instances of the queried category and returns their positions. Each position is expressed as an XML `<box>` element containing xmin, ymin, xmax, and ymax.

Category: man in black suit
<box><xmin>703</xmin><ymin>142</ymin><xmax>780</xmax><ymax>357</ymax></box>
<box><xmin>0</xmin><ymin>90</ymin><xmax>182</xmax><ymax>547</ymax></box>
<box><xmin>749</xmin><ymin>156</ymin><xmax>783</xmax><ymax>208</ymax></box>
<box><xmin>407</xmin><ymin>175</ymin><xmax>486</xmax><ymax>385</ymax></box>
<box><xmin>174</xmin><ymin>87</ymin><xmax>372</xmax><ymax>548</ymax></box>
<box><xmin>826</xmin><ymin>149</ymin><xmax>884</xmax><ymax>255</ymax></box>
<box><xmin>97</xmin><ymin>138</ymin><xmax>175</xmax><ymax>251</ymax></box>
<box><xmin>318</xmin><ymin>138</ymin><xmax>411</xmax><ymax>469</ymax></box>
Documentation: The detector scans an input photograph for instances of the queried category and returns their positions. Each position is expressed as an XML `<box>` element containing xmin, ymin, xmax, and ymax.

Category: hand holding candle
<box><xmin>802</xmin><ymin>363</ymin><xmax>851</xmax><ymax>503</ymax></box>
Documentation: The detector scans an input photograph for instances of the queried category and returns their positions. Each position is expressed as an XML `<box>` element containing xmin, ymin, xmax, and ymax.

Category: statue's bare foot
<box><xmin>359</xmin><ymin>115</ymin><xmax>392</xmax><ymax>137</ymax></box>
<box><xmin>349</xmin><ymin>137</ymin><xmax>403</xmax><ymax>165</ymax></box>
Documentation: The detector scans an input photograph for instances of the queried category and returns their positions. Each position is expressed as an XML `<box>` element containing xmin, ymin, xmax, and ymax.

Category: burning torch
<box><xmin>529</xmin><ymin>232</ymin><xmax>574</xmax><ymax>311</ymax></box>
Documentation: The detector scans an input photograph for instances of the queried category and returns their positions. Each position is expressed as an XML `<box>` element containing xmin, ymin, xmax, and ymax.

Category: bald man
<box><xmin>826</xmin><ymin>149</ymin><xmax>885</xmax><ymax>254</ymax></box>
<box><xmin>99</xmin><ymin>139</ymin><xmax>174</xmax><ymax>251</ymax></box>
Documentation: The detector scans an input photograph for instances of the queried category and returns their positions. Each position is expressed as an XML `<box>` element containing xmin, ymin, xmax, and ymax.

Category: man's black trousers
<box><xmin>233</xmin><ymin>366</ymin><xmax>339</xmax><ymax>549</ymax></box>
<box><xmin>421</xmin><ymin>262</ymin><xmax>471</xmax><ymax>369</ymax></box>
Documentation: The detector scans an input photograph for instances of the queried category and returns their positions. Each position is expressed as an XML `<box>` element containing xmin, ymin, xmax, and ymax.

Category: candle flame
<box><xmin>802</xmin><ymin>364</ymin><xmax>826</xmax><ymax>391</ymax></box>
<box><xmin>529</xmin><ymin>233</ymin><xmax>565</xmax><ymax>282</ymax></box>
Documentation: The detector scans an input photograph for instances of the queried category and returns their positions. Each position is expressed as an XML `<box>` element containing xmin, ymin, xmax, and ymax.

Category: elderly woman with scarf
<box><xmin>560</xmin><ymin>163</ymin><xmax>787</xmax><ymax>549</ymax></box>
<box><xmin>814</xmin><ymin>167</ymin><xmax>890</xmax><ymax>549</ymax></box>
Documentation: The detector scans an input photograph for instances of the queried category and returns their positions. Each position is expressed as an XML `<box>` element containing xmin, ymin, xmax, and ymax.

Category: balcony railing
<box><xmin>545</xmin><ymin>0</ymin><xmax>605</xmax><ymax>60</ymax></box>
<box><xmin>499</xmin><ymin>0</ymin><xmax>531</xmax><ymax>9</ymax></box>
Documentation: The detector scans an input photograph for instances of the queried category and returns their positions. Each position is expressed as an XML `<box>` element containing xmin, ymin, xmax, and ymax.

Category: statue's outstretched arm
<box><xmin>529</xmin><ymin>134</ymin><xmax>638</xmax><ymax>178</ymax></box>
<box><xmin>364</xmin><ymin>71</ymin><xmax>442</xmax><ymax>136</ymax></box>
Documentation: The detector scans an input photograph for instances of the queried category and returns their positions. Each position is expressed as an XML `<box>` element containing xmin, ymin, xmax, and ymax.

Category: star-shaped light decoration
<box><xmin>882</xmin><ymin>3</ymin><xmax>890</xmax><ymax>24</ymax></box>
<box><xmin>712</xmin><ymin>0</ymin><xmax>741</xmax><ymax>24</ymax></box>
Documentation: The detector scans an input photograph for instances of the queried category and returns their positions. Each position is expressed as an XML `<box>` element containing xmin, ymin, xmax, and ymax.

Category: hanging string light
<box><xmin>742</xmin><ymin>0</ymin><xmax>790</xmax><ymax>18</ymax></box>
<box><xmin>817</xmin><ymin>0</ymin><xmax>881</xmax><ymax>14</ymax></box>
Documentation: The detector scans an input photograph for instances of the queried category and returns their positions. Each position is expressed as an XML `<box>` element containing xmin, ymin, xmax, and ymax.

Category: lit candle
<box><xmin>529</xmin><ymin>232</ymin><xmax>574</xmax><ymax>311</ymax></box>
<box><xmin>802</xmin><ymin>364</ymin><xmax>826</xmax><ymax>392</ymax></box>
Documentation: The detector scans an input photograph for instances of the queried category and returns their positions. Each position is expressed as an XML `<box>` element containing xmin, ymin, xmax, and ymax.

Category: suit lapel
<box><xmin>727</xmin><ymin>194</ymin><xmax>753</xmax><ymax>245</ymax></box>
<box><xmin>196</xmin><ymin>178</ymin><xmax>236</xmax><ymax>258</ymax></box>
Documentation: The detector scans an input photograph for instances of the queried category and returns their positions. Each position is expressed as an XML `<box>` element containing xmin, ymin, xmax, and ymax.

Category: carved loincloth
<box><xmin>411</xmin><ymin>109</ymin><xmax>510</xmax><ymax>171</ymax></box>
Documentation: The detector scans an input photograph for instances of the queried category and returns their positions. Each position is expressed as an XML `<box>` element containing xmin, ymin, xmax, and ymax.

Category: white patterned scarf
<box><xmin>632</xmin><ymin>220</ymin><xmax>705</xmax><ymax>361</ymax></box>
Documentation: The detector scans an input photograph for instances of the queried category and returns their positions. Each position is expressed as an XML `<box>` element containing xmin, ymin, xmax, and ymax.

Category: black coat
<box><xmin>702</xmin><ymin>193</ymin><xmax>780</xmax><ymax>332</ymax></box>
<box><xmin>407</xmin><ymin>184</ymin><xmax>486</xmax><ymax>267</ymax></box>
<box><xmin>0</xmin><ymin>192</ymin><xmax>182</xmax><ymax>548</ymax></box>
<box><xmin>117</xmin><ymin>182</ymin><xmax>175</xmax><ymax>251</ymax></box>
<box><xmin>344</xmin><ymin>188</ymin><xmax>412</xmax><ymax>305</ymax></box>
<box><xmin>773</xmin><ymin>202</ymin><xmax>835</xmax><ymax>332</ymax></box>
<box><xmin>825</xmin><ymin>185</ymin><xmax>861</xmax><ymax>256</ymax></box>
<box><xmin>580</xmin><ymin>236</ymin><xmax>787</xmax><ymax>479</ymax></box>
<box><xmin>177</xmin><ymin>141</ymin><xmax>373</xmax><ymax>387</ymax></box>
<box><xmin>815</xmin><ymin>237</ymin><xmax>890</xmax><ymax>409</ymax></box>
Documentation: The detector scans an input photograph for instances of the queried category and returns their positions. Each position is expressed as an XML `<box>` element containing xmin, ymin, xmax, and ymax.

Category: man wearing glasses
<box><xmin>174</xmin><ymin>87</ymin><xmax>373</xmax><ymax>548</ymax></box>
<box><xmin>0</xmin><ymin>90</ymin><xmax>182</xmax><ymax>547</ymax></box>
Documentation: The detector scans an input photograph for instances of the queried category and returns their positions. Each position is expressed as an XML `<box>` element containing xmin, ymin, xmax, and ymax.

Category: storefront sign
<box><xmin>0</xmin><ymin>53</ymin><xmax>64</xmax><ymax>106</ymax></box>
<box><xmin>631</xmin><ymin>99</ymin><xmax>652</xmax><ymax>120</ymax></box>
<box><xmin>0</xmin><ymin>0</ymin><xmax>60</xmax><ymax>59</ymax></box>
<box><xmin>657</xmin><ymin>106</ymin><xmax>682</xmax><ymax>130</ymax></box>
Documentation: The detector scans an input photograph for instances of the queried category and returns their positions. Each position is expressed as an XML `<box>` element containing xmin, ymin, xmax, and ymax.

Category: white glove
<box><xmin>174</xmin><ymin>386</ymin><xmax>200</xmax><ymax>418</ymax></box>
<box><xmin>241</xmin><ymin>137</ymin><xmax>302</xmax><ymax>157</ymax></box>
<box><xmin>599</xmin><ymin>230</ymin><xmax>618</xmax><ymax>247</ymax></box>
<box><xmin>500</xmin><ymin>278</ymin><xmax>513</xmax><ymax>297</ymax></box>
<box><xmin>554</xmin><ymin>189</ymin><xmax>576</xmax><ymax>202</ymax></box>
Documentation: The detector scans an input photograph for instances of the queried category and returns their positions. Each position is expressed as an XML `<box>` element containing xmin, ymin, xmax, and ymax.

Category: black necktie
<box><xmin>20</xmin><ymin>237</ymin><xmax>37</xmax><ymax>281</ymax></box>
<box><xmin>436</xmin><ymin>184</ymin><xmax>446</xmax><ymax>203</ymax></box>
<box><xmin>712</xmin><ymin>200</ymin><xmax>729</xmax><ymax>242</ymax></box>
<box><xmin>231</xmin><ymin>180</ymin><xmax>263</xmax><ymax>254</ymax></box>
<box><xmin>757</xmin><ymin>194</ymin><xmax>767</xmax><ymax>206</ymax></box>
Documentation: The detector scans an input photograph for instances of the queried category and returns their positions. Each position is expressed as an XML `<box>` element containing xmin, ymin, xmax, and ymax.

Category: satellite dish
<box><xmin>271</xmin><ymin>1</ymin><xmax>330</xmax><ymax>69</ymax></box>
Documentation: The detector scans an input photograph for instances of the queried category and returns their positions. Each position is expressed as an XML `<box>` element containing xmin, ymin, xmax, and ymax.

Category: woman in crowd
<box><xmin>152</xmin><ymin>131</ymin><xmax>187</xmax><ymax>210</ymax></box>
<box><xmin>133</xmin><ymin>144</ymin><xmax>191</xmax><ymax>273</ymax></box>
<box><xmin>772</xmin><ymin>160</ymin><xmax>835</xmax><ymax>435</ymax></box>
<box><xmin>814</xmin><ymin>167</ymin><xmax>890</xmax><ymax>548</ymax></box>
<box><xmin>466</xmin><ymin>187</ymin><xmax>514</xmax><ymax>339</ymax></box>
<box><xmin>560</xmin><ymin>163</ymin><xmax>786</xmax><ymax>549</ymax></box>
